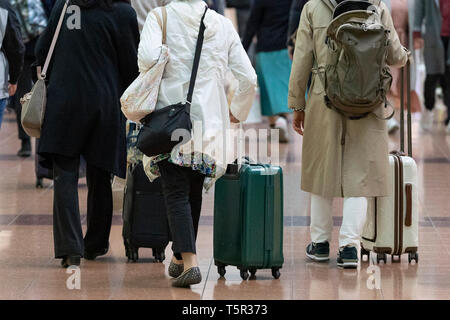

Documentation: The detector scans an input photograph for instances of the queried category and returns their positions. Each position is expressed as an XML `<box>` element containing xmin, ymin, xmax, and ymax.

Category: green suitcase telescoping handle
<box><xmin>263</xmin><ymin>164</ymin><xmax>274</xmax><ymax>267</ymax></box>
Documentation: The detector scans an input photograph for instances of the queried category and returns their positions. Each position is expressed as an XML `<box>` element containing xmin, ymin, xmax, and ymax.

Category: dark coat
<box><xmin>287</xmin><ymin>0</ymin><xmax>308</xmax><ymax>43</ymax></box>
<box><xmin>242</xmin><ymin>0</ymin><xmax>293</xmax><ymax>52</ymax></box>
<box><xmin>35</xmin><ymin>0</ymin><xmax>139</xmax><ymax>178</ymax></box>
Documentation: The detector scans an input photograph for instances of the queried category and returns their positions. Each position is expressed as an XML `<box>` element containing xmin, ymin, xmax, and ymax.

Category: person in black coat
<box><xmin>35</xmin><ymin>0</ymin><xmax>139</xmax><ymax>267</ymax></box>
<box><xmin>287</xmin><ymin>0</ymin><xmax>308</xmax><ymax>58</ymax></box>
<box><xmin>41</xmin><ymin>0</ymin><xmax>57</xmax><ymax>17</ymax></box>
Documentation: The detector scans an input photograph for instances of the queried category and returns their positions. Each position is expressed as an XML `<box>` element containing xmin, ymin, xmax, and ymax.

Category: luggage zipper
<box><xmin>397</xmin><ymin>156</ymin><xmax>404</xmax><ymax>255</ymax></box>
<box><xmin>264</xmin><ymin>165</ymin><xmax>274</xmax><ymax>268</ymax></box>
<box><xmin>393</xmin><ymin>156</ymin><xmax>399</xmax><ymax>255</ymax></box>
<box><xmin>393</xmin><ymin>155</ymin><xmax>404</xmax><ymax>256</ymax></box>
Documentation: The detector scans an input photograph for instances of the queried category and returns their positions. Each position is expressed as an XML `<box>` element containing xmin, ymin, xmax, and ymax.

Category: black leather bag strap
<box><xmin>186</xmin><ymin>6</ymin><xmax>208</xmax><ymax>106</ymax></box>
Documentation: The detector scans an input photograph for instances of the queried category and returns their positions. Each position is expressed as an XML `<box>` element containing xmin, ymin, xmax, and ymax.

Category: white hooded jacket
<box><xmin>138</xmin><ymin>0</ymin><xmax>257</xmax><ymax>178</ymax></box>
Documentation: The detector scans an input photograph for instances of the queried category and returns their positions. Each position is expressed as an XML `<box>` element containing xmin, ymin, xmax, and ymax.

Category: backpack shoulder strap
<box><xmin>322</xmin><ymin>0</ymin><xmax>337</xmax><ymax>12</ymax></box>
<box><xmin>329</xmin><ymin>0</ymin><xmax>339</xmax><ymax>7</ymax></box>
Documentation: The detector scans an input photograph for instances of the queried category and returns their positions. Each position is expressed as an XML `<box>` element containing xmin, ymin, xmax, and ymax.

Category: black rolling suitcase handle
<box><xmin>400</xmin><ymin>60</ymin><xmax>412</xmax><ymax>157</ymax></box>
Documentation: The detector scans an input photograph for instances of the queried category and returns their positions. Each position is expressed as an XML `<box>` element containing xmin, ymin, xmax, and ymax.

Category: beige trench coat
<box><xmin>288</xmin><ymin>0</ymin><xmax>409</xmax><ymax>198</ymax></box>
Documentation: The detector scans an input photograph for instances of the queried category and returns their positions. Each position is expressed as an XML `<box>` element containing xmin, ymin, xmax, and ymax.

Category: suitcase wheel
<box><xmin>360</xmin><ymin>247</ymin><xmax>371</xmax><ymax>261</ymax></box>
<box><xmin>36</xmin><ymin>178</ymin><xmax>44</xmax><ymax>189</ymax></box>
<box><xmin>240</xmin><ymin>269</ymin><xmax>249</xmax><ymax>281</ymax></box>
<box><xmin>408</xmin><ymin>252</ymin><xmax>418</xmax><ymax>264</ymax></box>
<box><xmin>249</xmin><ymin>267</ymin><xmax>257</xmax><ymax>279</ymax></box>
<box><xmin>217</xmin><ymin>265</ymin><xmax>226</xmax><ymax>278</ymax></box>
<box><xmin>152</xmin><ymin>248</ymin><xmax>166</xmax><ymax>263</ymax></box>
<box><xmin>271</xmin><ymin>268</ymin><xmax>281</xmax><ymax>280</ymax></box>
<box><xmin>126</xmin><ymin>247</ymin><xmax>139</xmax><ymax>262</ymax></box>
<box><xmin>376</xmin><ymin>253</ymin><xmax>387</xmax><ymax>264</ymax></box>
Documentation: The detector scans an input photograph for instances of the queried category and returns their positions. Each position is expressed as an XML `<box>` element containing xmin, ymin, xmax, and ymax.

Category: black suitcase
<box><xmin>122</xmin><ymin>162</ymin><xmax>170</xmax><ymax>263</ymax></box>
<box><xmin>35</xmin><ymin>139</ymin><xmax>86</xmax><ymax>188</ymax></box>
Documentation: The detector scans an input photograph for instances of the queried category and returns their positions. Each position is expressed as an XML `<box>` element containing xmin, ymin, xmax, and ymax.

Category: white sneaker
<box><xmin>421</xmin><ymin>110</ymin><xmax>433</xmax><ymax>132</ymax></box>
<box><xmin>387</xmin><ymin>118</ymin><xmax>400</xmax><ymax>134</ymax></box>
<box><xmin>274</xmin><ymin>117</ymin><xmax>289</xmax><ymax>143</ymax></box>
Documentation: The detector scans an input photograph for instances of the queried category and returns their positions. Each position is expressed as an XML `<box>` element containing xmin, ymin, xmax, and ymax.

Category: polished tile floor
<box><xmin>0</xmin><ymin>101</ymin><xmax>450</xmax><ymax>300</ymax></box>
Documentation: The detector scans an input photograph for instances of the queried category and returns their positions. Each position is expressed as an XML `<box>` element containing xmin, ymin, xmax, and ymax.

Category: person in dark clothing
<box><xmin>226</xmin><ymin>0</ymin><xmax>251</xmax><ymax>37</ymax></box>
<box><xmin>414</xmin><ymin>0</ymin><xmax>450</xmax><ymax>133</ymax></box>
<box><xmin>34</xmin><ymin>0</ymin><xmax>139</xmax><ymax>268</ymax></box>
<box><xmin>242</xmin><ymin>0</ymin><xmax>293</xmax><ymax>143</ymax></box>
<box><xmin>204</xmin><ymin>0</ymin><xmax>225</xmax><ymax>14</ymax></box>
<box><xmin>287</xmin><ymin>0</ymin><xmax>308</xmax><ymax>59</ymax></box>
<box><xmin>9</xmin><ymin>0</ymin><xmax>48</xmax><ymax>157</ymax></box>
<box><xmin>41</xmin><ymin>0</ymin><xmax>57</xmax><ymax>17</ymax></box>
<box><xmin>0</xmin><ymin>0</ymin><xmax>25</xmax><ymax>128</ymax></box>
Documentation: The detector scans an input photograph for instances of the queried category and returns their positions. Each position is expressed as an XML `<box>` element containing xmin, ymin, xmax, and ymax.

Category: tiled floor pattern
<box><xmin>0</xmin><ymin>105</ymin><xmax>450</xmax><ymax>300</ymax></box>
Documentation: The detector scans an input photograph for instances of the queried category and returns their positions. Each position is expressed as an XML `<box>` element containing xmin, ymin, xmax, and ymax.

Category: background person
<box><xmin>204</xmin><ymin>0</ymin><xmax>225</xmax><ymax>14</ymax></box>
<box><xmin>41</xmin><ymin>0</ymin><xmax>57</xmax><ymax>16</ymax></box>
<box><xmin>9</xmin><ymin>0</ymin><xmax>48</xmax><ymax>157</ymax></box>
<box><xmin>226</xmin><ymin>0</ymin><xmax>251</xmax><ymax>37</ymax></box>
<box><xmin>34</xmin><ymin>0</ymin><xmax>139</xmax><ymax>268</ymax></box>
<box><xmin>289</xmin><ymin>0</ymin><xmax>408</xmax><ymax>268</ymax></box>
<box><xmin>386</xmin><ymin>0</ymin><xmax>422</xmax><ymax>134</ymax></box>
<box><xmin>0</xmin><ymin>0</ymin><xmax>25</xmax><ymax>128</ymax></box>
<box><xmin>287</xmin><ymin>0</ymin><xmax>308</xmax><ymax>59</ymax></box>
<box><xmin>242</xmin><ymin>0</ymin><xmax>293</xmax><ymax>143</ymax></box>
<box><xmin>414</xmin><ymin>0</ymin><xmax>450</xmax><ymax>133</ymax></box>
<box><xmin>131</xmin><ymin>0</ymin><xmax>171</xmax><ymax>32</ymax></box>
<box><xmin>139</xmin><ymin>0</ymin><xmax>256</xmax><ymax>287</ymax></box>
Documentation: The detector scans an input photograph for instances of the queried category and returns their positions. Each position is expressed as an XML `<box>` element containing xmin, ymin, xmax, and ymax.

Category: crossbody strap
<box><xmin>186</xmin><ymin>6</ymin><xmax>208</xmax><ymax>106</ymax></box>
<box><xmin>41</xmin><ymin>0</ymin><xmax>70</xmax><ymax>79</ymax></box>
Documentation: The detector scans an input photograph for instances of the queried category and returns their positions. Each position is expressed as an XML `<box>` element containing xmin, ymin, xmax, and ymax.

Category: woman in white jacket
<box><xmin>138</xmin><ymin>0</ymin><xmax>256</xmax><ymax>287</ymax></box>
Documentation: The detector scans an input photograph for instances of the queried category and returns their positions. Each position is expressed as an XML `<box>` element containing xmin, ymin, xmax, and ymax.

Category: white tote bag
<box><xmin>121</xmin><ymin>8</ymin><xmax>169</xmax><ymax>123</ymax></box>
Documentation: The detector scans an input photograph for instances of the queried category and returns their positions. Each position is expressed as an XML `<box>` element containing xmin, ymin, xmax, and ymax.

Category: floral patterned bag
<box><xmin>120</xmin><ymin>7</ymin><xmax>169</xmax><ymax>123</ymax></box>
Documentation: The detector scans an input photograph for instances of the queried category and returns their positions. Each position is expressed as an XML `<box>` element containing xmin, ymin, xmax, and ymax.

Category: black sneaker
<box><xmin>17</xmin><ymin>139</ymin><xmax>31</xmax><ymax>157</ymax></box>
<box><xmin>84</xmin><ymin>244</ymin><xmax>109</xmax><ymax>261</ymax></box>
<box><xmin>337</xmin><ymin>246</ymin><xmax>358</xmax><ymax>269</ymax></box>
<box><xmin>61</xmin><ymin>255</ymin><xmax>81</xmax><ymax>268</ymax></box>
<box><xmin>306</xmin><ymin>242</ymin><xmax>330</xmax><ymax>262</ymax></box>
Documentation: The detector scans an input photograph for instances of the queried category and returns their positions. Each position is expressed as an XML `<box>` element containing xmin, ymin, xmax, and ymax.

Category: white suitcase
<box><xmin>361</xmin><ymin>61</ymin><xmax>419</xmax><ymax>264</ymax></box>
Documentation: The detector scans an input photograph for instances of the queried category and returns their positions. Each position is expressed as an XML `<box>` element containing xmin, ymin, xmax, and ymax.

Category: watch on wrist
<box><xmin>291</xmin><ymin>105</ymin><xmax>305</xmax><ymax>112</ymax></box>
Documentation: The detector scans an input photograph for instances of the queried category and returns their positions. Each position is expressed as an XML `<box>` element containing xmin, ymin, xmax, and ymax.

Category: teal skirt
<box><xmin>255</xmin><ymin>49</ymin><xmax>293</xmax><ymax>117</ymax></box>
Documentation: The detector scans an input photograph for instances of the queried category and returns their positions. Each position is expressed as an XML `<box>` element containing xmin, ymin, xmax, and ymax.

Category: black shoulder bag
<box><xmin>137</xmin><ymin>7</ymin><xmax>208</xmax><ymax>157</ymax></box>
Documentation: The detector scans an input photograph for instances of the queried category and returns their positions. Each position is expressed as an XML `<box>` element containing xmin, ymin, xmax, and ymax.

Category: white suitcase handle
<box><xmin>405</xmin><ymin>183</ymin><xmax>412</xmax><ymax>227</ymax></box>
<box><xmin>400</xmin><ymin>60</ymin><xmax>412</xmax><ymax>157</ymax></box>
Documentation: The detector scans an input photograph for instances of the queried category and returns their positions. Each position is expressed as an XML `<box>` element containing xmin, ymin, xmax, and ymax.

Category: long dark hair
<box><xmin>70</xmin><ymin>0</ymin><xmax>130</xmax><ymax>10</ymax></box>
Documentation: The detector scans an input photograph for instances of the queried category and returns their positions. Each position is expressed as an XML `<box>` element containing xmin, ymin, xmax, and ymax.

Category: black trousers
<box><xmin>236</xmin><ymin>8</ymin><xmax>250</xmax><ymax>38</ymax></box>
<box><xmin>424</xmin><ymin>37</ymin><xmax>450</xmax><ymax>124</ymax></box>
<box><xmin>157</xmin><ymin>160</ymin><xmax>205</xmax><ymax>260</ymax></box>
<box><xmin>52</xmin><ymin>154</ymin><xmax>112</xmax><ymax>258</ymax></box>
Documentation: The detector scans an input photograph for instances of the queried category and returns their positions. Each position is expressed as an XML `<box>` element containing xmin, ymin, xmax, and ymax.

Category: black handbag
<box><xmin>137</xmin><ymin>7</ymin><xmax>208</xmax><ymax>157</ymax></box>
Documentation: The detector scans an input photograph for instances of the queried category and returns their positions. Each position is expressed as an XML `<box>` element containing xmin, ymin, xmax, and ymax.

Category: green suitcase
<box><xmin>213</xmin><ymin>162</ymin><xmax>284</xmax><ymax>280</ymax></box>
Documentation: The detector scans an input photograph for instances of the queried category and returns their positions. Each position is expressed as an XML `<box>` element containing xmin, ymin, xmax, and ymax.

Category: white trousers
<box><xmin>310</xmin><ymin>194</ymin><xmax>369</xmax><ymax>249</ymax></box>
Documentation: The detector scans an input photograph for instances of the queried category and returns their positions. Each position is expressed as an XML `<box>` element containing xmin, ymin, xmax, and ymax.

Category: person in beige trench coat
<box><xmin>288</xmin><ymin>0</ymin><xmax>409</xmax><ymax>268</ymax></box>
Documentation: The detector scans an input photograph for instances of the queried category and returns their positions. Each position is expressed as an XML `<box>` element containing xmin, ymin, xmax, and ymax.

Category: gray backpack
<box><xmin>315</xmin><ymin>0</ymin><xmax>393</xmax><ymax>123</ymax></box>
